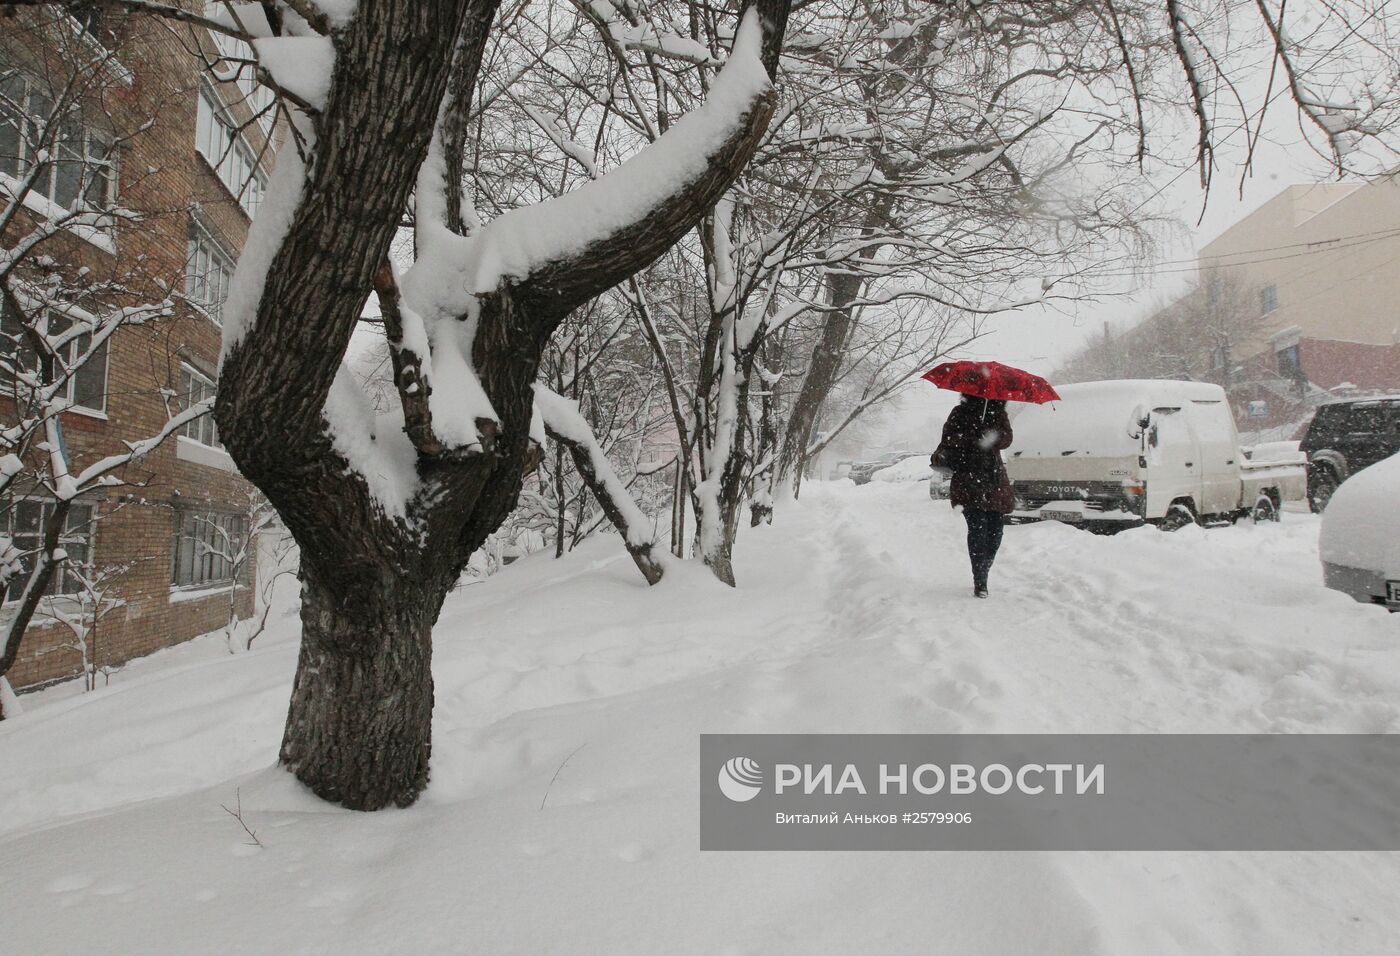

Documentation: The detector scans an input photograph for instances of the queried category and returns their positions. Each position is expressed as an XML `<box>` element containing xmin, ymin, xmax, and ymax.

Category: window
<box><xmin>170</xmin><ymin>510</ymin><xmax>248</xmax><ymax>588</ymax></box>
<box><xmin>3</xmin><ymin>500</ymin><xmax>94</xmax><ymax>601</ymax></box>
<box><xmin>196</xmin><ymin>82</ymin><xmax>267</xmax><ymax>217</ymax></box>
<box><xmin>1260</xmin><ymin>284</ymin><xmax>1278</xmax><ymax>315</ymax></box>
<box><xmin>186</xmin><ymin>217</ymin><xmax>235</xmax><ymax>324</ymax></box>
<box><xmin>0</xmin><ymin>297</ymin><xmax>110</xmax><ymax>412</ymax></box>
<box><xmin>178</xmin><ymin>363</ymin><xmax>219</xmax><ymax>447</ymax></box>
<box><xmin>210</xmin><ymin>31</ymin><xmax>276</xmax><ymax>133</ymax></box>
<box><xmin>0</xmin><ymin>67</ymin><xmax>116</xmax><ymax>214</ymax></box>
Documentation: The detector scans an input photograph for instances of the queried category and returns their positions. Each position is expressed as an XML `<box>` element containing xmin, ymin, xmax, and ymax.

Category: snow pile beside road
<box><xmin>1</xmin><ymin>483</ymin><xmax>1397</xmax><ymax>953</ymax></box>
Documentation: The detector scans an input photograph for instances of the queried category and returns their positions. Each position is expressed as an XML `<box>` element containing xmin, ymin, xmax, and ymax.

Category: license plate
<box><xmin>1388</xmin><ymin>581</ymin><xmax>1400</xmax><ymax>604</ymax></box>
<box><xmin>1042</xmin><ymin>509</ymin><xmax>1082</xmax><ymax>523</ymax></box>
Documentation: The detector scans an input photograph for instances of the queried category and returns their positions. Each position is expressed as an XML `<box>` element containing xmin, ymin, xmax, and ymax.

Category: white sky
<box><xmin>876</xmin><ymin>77</ymin><xmax>1360</xmax><ymax>456</ymax></box>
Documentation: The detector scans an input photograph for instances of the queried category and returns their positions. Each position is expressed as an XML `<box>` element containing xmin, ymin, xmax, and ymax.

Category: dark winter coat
<box><xmin>934</xmin><ymin>399</ymin><xmax>1015</xmax><ymax>514</ymax></box>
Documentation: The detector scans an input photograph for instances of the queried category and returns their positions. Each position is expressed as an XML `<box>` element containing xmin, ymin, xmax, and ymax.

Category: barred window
<box><xmin>186</xmin><ymin>218</ymin><xmax>235</xmax><ymax>325</ymax></box>
<box><xmin>0</xmin><ymin>297</ymin><xmax>110</xmax><ymax>412</ymax></box>
<box><xmin>170</xmin><ymin>510</ymin><xmax>248</xmax><ymax>589</ymax></box>
<box><xmin>178</xmin><ymin>363</ymin><xmax>219</xmax><ymax>447</ymax></box>
<box><xmin>0</xmin><ymin>67</ymin><xmax>116</xmax><ymax>214</ymax></box>
<box><xmin>2</xmin><ymin>499</ymin><xmax>94</xmax><ymax>602</ymax></box>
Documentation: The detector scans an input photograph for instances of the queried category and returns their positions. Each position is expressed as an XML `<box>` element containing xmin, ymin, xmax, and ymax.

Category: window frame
<box><xmin>0</xmin><ymin>65</ymin><xmax>118</xmax><ymax>220</ymax></box>
<box><xmin>185</xmin><ymin>215</ymin><xmax>236</xmax><ymax>326</ymax></box>
<box><xmin>209</xmin><ymin>30</ymin><xmax>276</xmax><ymax>134</ymax></box>
<box><xmin>169</xmin><ymin>508</ymin><xmax>249</xmax><ymax>591</ymax></box>
<box><xmin>178</xmin><ymin>362</ymin><xmax>220</xmax><ymax>448</ymax></box>
<box><xmin>1</xmin><ymin>498</ymin><xmax>97</xmax><ymax>604</ymax></box>
<box><xmin>0</xmin><ymin>298</ymin><xmax>111</xmax><ymax>415</ymax></box>
<box><xmin>195</xmin><ymin>79</ymin><xmax>268</xmax><ymax>218</ymax></box>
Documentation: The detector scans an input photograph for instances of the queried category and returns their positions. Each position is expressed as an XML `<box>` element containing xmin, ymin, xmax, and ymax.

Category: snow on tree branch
<box><xmin>534</xmin><ymin>384</ymin><xmax>665</xmax><ymax>585</ymax></box>
<box><xmin>401</xmin><ymin>9</ymin><xmax>774</xmax><ymax>320</ymax></box>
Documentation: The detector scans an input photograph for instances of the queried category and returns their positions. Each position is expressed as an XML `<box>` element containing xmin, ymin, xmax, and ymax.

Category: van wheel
<box><xmin>1158</xmin><ymin>501</ymin><xmax>1196</xmax><ymax>532</ymax></box>
<box><xmin>1251</xmin><ymin>493</ymin><xmax>1279</xmax><ymax>523</ymax></box>
<box><xmin>1309</xmin><ymin>466</ymin><xmax>1339</xmax><ymax>513</ymax></box>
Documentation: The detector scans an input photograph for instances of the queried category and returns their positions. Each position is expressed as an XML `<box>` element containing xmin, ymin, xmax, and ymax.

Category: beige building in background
<box><xmin>1199</xmin><ymin>179</ymin><xmax>1400</xmax><ymax>390</ymax></box>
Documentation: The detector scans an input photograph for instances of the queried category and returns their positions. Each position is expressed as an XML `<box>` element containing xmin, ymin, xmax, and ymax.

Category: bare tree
<box><xmin>6</xmin><ymin>0</ymin><xmax>795</xmax><ymax>806</ymax></box>
<box><xmin>1054</xmin><ymin>269</ymin><xmax>1263</xmax><ymax>390</ymax></box>
<box><xmin>36</xmin><ymin>551</ymin><xmax>130</xmax><ymax>693</ymax></box>
<box><xmin>10</xmin><ymin>0</ymin><xmax>1394</xmax><ymax>808</ymax></box>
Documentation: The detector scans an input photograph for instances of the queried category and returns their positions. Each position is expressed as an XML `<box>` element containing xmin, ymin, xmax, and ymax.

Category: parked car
<box><xmin>864</xmin><ymin>454</ymin><xmax>952</xmax><ymax>498</ymax></box>
<box><xmin>849</xmin><ymin>450</ymin><xmax>917</xmax><ymax>485</ymax></box>
<box><xmin>1319</xmin><ymin>451</ymin><xmax>1400</xmax><ymax>611</ymax></box>
<box><xmin>1299</xmin><ymin>395</ymin><xmax>1400</xmax><ymax>512</ymax></box>
<box><xmin>871</xmin><ymin>455</ymin><xmax>932</xmax><ymax>483</ymax></box>
<box><xmin>1005</xmin><ymin>380</ymin><xmax>1307</xmax><ymax>532</ymax></box>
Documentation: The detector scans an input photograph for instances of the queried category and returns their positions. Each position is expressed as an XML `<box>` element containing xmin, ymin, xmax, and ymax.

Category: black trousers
<box><xmin>963</xmin><ymin>510</ymin><xmax>1005</xmax><ymax>589</ymax></box>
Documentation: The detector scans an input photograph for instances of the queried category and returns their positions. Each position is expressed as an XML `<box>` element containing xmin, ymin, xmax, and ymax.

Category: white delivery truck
<box><xmin>1005</xmin><ymin>380</ymin><xmax>1307</xmax><ymax>531</ymax></box>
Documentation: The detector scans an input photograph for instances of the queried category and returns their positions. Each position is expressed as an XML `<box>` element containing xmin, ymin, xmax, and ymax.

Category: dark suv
<box><xmin>1299</xmin><ymin>396</ymin><xmax>1400</xmax><ymax>511</ymax></box>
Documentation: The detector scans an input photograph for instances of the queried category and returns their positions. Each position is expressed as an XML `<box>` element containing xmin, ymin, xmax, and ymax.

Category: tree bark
<box><xmin>203</xmin><ymin>0</ymin><xmax>791</xmax><ymax>809</ymax></box>
<box><xmin>279</xmin><ymin>571</ymin><xmax>441</xmax><ymax>810</ymax></box>
<box><xmin>776</xmin><ymin>271</ymin><xmax>864</xmax><ymax>494</ymax></box>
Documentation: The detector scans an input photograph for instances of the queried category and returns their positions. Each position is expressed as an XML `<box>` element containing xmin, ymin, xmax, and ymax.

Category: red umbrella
<box><xmin>922</xmin><ymin>360</ymin><xmax>1060</xmax><ymax>404</ymax></box>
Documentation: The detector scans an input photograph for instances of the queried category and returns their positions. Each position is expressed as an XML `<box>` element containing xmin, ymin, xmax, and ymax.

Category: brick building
<box><xmin>2</xmin><ymin>6</ymin><xmax>276</xmax><ymax>690</ymax></box>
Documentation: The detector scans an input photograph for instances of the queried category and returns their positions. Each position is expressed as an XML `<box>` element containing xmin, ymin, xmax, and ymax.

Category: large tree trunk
<box><xmin>279</xmin><ymin>572</ymin><xmax>443</xmax><ymax>810</ymax></box>
<box><xmin>775</xmin><ymin>270</ymin><xmax>864</xmax><ymax>493</ymax></box>
<box><xmin>204</xmin><ymin>0</ymin><xmax>791</xmax><ymax>810</ymax></box>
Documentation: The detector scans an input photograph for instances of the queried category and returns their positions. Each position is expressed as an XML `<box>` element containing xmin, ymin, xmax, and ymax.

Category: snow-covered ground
<box><xmin>2</xmin><ymin>482</ymin><xmax>1398</xmax><ymax>954</ymax></box>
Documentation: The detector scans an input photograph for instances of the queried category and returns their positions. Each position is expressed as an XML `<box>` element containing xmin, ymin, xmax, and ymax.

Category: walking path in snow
<box><xmin>2</xmin><ymin>482</ymin><xmax>1398</xmax><ymax>953</ymax></box>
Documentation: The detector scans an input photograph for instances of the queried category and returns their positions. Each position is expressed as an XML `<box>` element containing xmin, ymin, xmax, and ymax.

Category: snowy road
<box><xmin>2</xmin><ymin>482</ymin><xmax>1399</xmax><ymax>953</ymax></box>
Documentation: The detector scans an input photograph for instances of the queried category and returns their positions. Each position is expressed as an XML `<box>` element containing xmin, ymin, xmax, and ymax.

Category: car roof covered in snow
<box><xmin>1009</xmin><ymin>379</ymin><xmax>1228</xmax><ymax>460</ymax></box>
<box><xmin>1319</xmin><ymin>450</ymin><xmax>1400</xmax><ymax>573</ymax></box>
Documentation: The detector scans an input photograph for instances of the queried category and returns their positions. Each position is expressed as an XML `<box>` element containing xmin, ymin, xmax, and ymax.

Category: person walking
<box><xmin>933</xmin><ymin>396</ymin><xmax>1014</xmax><ymax>598</ymax></box>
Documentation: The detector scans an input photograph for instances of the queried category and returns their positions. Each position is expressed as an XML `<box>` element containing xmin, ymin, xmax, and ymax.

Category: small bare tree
<box><xmin>36</xmin><ymin>551</ymin><xmax>130</xmax><ymax>692</ymax></box>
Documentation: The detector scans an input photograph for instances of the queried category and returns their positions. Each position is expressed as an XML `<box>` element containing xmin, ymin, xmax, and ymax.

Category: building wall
<box><xmin>1199</xmin><ymin>180</ymin><xmax>1400</xmax><ymax>356</ymax></box>
<box><xmin>2</xmin><ymin>9</ymin><xmax>272</xmax><ymax>689</ymax></box>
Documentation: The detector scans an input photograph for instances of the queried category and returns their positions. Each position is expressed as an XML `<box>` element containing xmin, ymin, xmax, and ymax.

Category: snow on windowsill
<box><xmin>168</xmin><ymin>582</ymin><xmax>245</xmax><ymax>605</ymax></box>
<box><xmin>176</xmin><ymin>435</ymin><xmax>240</xmax><ymax>473</ymax></box>
<box><xmin>63</xmin><ymin>404</ymin><xmax>109</xmax><ymax>422</ymax></box>
<box><xmin>0</xmin><ymin>173</ymin><xmax>118</xmax><ymax>255</ymax></box>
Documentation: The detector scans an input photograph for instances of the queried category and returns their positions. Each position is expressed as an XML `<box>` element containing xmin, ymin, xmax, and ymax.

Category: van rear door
<box><xmin>1145</xmin><ymin>405</ymin><xmax>1203</xmax><ymax>516</ymax></box>
<box><xmin>1189</xmin><ymin>399</ymin><xmax>1242</xmax><ymax>514</ymax></box>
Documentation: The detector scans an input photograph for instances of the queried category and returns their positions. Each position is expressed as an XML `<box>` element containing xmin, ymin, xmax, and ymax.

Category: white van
<box><xmin>1006</xmin><ymin>380</ymin><xmax>1306</xmax><ymax>530</ymax></box>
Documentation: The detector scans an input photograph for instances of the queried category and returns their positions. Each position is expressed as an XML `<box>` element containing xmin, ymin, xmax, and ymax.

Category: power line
<box><xmin>1093</xmin><ymin>221</ymin><xmax>1400</xmax><ymax>273</ymax></box>
<box><xmin>1089</xmin><ymin>225</ymin><xmax>1400</xmax><ymax>279</ymax></box>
